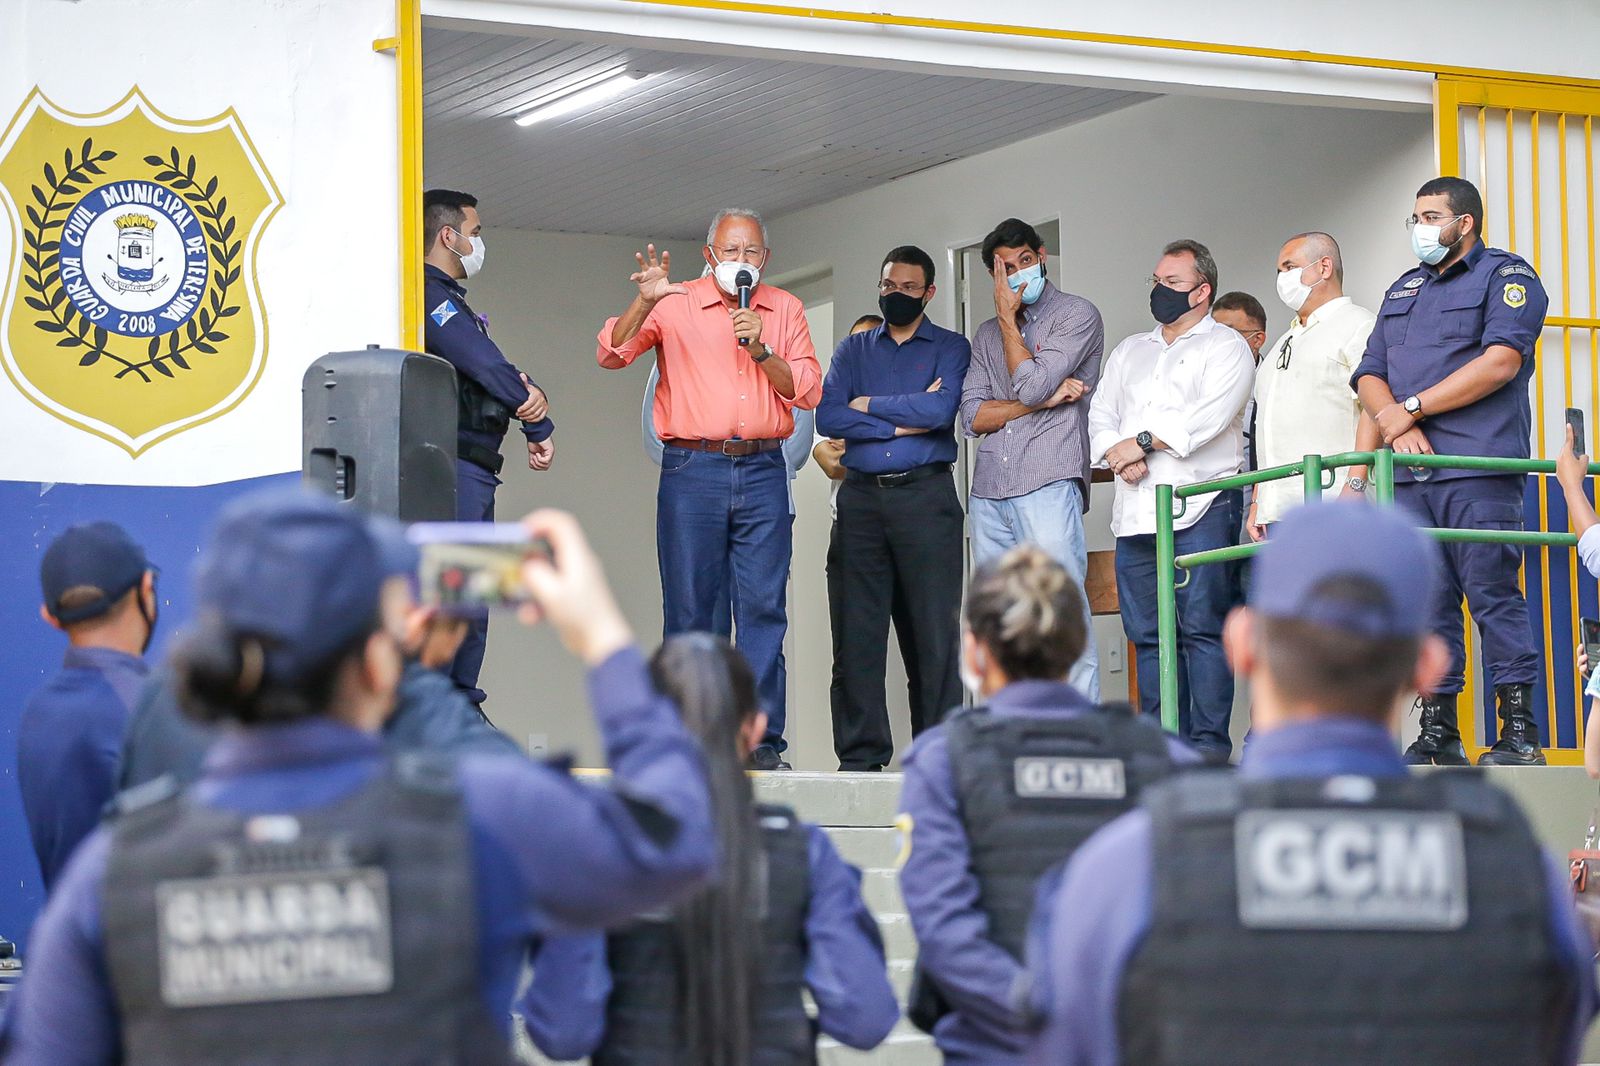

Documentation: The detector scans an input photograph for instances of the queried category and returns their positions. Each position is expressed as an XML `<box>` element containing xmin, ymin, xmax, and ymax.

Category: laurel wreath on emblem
<box><xmin>20</xmin><ymin>140</ymin><xmax>242</xmax><ymax>383</ymax></box>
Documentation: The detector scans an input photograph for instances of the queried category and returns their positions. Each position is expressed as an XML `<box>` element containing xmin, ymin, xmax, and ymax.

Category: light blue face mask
<box><xmin>1007</xmin><ymin>262</ymin><xmax>1047</xmax><ymax>305</ymax></box>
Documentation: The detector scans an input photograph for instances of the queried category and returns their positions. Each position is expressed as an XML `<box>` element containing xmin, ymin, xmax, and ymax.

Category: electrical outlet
<box><xmin>526</xmin><ymin>733</ymin><xmax>548</xmax><ymax>756</ymax></box>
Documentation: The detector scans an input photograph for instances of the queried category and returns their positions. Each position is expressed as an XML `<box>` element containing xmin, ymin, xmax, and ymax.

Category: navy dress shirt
<box><xmin>816</xmin><ymin>317</ymin><xmax>971</xmax><ymax>475</ymax></box>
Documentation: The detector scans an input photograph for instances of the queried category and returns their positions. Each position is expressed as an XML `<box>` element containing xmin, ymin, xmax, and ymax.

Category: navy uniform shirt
<box><xmin>118</xmin><ymin>660</ymin><xmax>524</xmax><ymax>791</ymax></box>
<box><xmin>18</xmin><ymin>646</ymin><xmax>149</xmax><ymax>891</ymax></box>
<box><xmin>815</xmin><ymin>317</ymin><xmax>971</xmax><ymax>475</ymax></box>
<box><xmin>2</xmin><ymin>647</ymin><xmax>715</xmax><ymax>1064</ymax></box>
<box><xmin>423</xmin><ymin>264</ymin><xmax>554</xmax><ymax>454</ymax></box>
<box><xmin>898</xmin><ymin>680</ymin><xmax>1199</xmax><ymax>1065</ymax></box>
<box><xmin>1023</xmin><ymin>719</ymin><xmax>1598</xmax><ymax>1066</ymax></box>
<box><xmin>518</xmin><ymin>821</ymin><xmax>901</xmax><ymax>1058</ymax></box>
<box><xmin>1350</xmin><ymin>243</ymin><xmax>1548</xmax><ymax>480</ymax></box>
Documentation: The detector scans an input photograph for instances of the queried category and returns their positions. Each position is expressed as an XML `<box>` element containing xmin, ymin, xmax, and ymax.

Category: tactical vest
<box><xmin>947</xmin><ymin>704</ymin><xmax>1176</xmax><ymax>960</ymax></box>
<box><xmin>1119</xmin><ymin>770</ymin><xmax>1566</xmax><ymax>1066</ymax></box>
<box><xmin>102</xmin><ymin>753</ymin><xmax>512</xmax><ymax>1066</ymax></box>
<box><xmin>596</xmin><ymin>804</ymin><xmax>815</xmax><ymax>1066</ymax></box>
<box><xmin>430</xmin><ymin>287</ymin><xmax>513</xmax><ymax>444</ymax></box>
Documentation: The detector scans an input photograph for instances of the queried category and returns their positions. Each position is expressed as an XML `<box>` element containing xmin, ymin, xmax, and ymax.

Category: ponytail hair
<box><xmin>648</xmin><ymin>634</ymin><xmax>763</xmax><ymax>1066</ymax></box>
<box><xmin>171</xmin><ymin>610</ymin><xmax>379</xmax><ymax>726</ymax></box>
<box><xmin>965</xmin><ymin>545</ymin><xmax>1088</xmax><ymax>682</ymax></box>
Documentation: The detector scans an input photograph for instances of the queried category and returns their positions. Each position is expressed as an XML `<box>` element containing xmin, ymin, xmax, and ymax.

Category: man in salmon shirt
<box><xmin>598</xmin><ymin>208</ymin><xmax>821</xmax><ymax>769</ymax></box>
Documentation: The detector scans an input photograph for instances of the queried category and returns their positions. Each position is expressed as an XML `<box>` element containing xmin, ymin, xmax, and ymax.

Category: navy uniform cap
<box><xmin>40</xmin><ymin>521</ymin><xmax>152</xmax><ymax>624</ymax></box>
<box><xmin>195</xmin><ymin>488</ymin><xmax>385</xmax><ymax>680</ymax></box>
<box><xmin>1249</xmin><ymin>500</ymin><xmax>1439</xmax><ymax>639</ymax></box>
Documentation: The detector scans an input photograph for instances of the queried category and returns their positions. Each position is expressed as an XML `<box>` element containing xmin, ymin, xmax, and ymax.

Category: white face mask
<box><xmin>712</xmin><ymin>257</ymin><xmax>760</xmax><ymax>297</ymax></box>
<box><xmin>1275</xmin><ymin>263</ymin><xmax>1318</xmax><ymax>313</ymax></box>
<box><xmin>450</xmin><ymin>230</ymin><xmax>486</xmax><ymax>279</ymax></box>
<box><xmin>1410</xmin><ymin>217</ymin><xmax>1461</xmax><ymax>266</ymax></box>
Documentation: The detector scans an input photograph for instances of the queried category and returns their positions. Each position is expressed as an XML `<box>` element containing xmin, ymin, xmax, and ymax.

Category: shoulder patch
<box><xmin>1499</xmin><ymin>263</ymin><xmax>1536</xmax><ymax>279</ymax></box>
<box><xmin>894</xmin><ymin>812</ymin><xmax>914</xmax><ymax>870</ymax></box>
<box><xmin>429</xmin><ymin>299</ymin><xmax>458</xmax><ymax>327</ymax></box>
<box><xmin>1403</xmin><ymin>277</ymin><xmax>1425</xmax><ymax>289</ymax></box>
<box><xmin>1503</xmin><ymin>283</ymin><xmax>1528</xmax><ymax>309</ymax></box>
<box><xmin>1386</xmin><ymin>288</ymin><xmax>1419</xmax><ymax>301</ymax></box>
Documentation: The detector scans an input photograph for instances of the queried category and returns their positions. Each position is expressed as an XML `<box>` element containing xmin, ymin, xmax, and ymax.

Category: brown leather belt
<box><xmin>663</xmin><ymin>438</ymin><xmax>784</xmax><ymax>457</ymax></box>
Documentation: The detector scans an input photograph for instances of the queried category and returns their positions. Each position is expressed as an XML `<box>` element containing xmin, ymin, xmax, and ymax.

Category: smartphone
<box><xmin>406</xmin><ymin>522</ymin><xmax>553</xmax><ymax>615</ymax></box>
<box><xmin>1568</xmin><ymin>407</ymin><xmax>1588</xmax><ymax>456</ymax></box>
<box><xmin>1584</xmin><ymin>617</ymin><xmax>1600</xmax><ymax>676</ymax></box>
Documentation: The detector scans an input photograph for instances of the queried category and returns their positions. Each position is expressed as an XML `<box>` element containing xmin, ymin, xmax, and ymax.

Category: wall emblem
<box><xmin>0</xmin><ymin>88</ymin><xmax>282</xmax><ymax>455</ymax></box>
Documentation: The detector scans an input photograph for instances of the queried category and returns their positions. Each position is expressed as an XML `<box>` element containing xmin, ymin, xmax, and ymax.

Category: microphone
<box><xmin>736</xmin><ymin>269</ymin><xmax>754</xmax><ymax>346</ymax></box>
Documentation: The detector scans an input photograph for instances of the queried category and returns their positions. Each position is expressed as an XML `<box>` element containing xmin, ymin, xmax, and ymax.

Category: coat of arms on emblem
<box><xmin>0</xmin><ymin>88</ymin><xmax>281</xmax><ymax>456</ymax></box>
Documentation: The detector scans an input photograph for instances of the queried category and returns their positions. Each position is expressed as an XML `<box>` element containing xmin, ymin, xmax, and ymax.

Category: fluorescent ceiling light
<box><xmin>514</xmin><ymin>68</ymin><xmax>645</xmax><ymax>127</ymax></box>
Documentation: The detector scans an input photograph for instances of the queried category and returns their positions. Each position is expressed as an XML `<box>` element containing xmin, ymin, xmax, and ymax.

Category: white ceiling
<box><xmin>422</xmin><ymin>27</ymin><xmax>1155</xmax><ymax>239</ymax></box>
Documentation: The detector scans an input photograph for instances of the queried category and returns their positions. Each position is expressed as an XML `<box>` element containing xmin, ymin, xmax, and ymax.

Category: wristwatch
<box><xmin>1346</xmin><ymin>476</ymin><xmax>1368</xmax><ymax>494</ymax></box>
<box><xmin>752</xmin><ymin>343</ymin><xmax>775</xmax><ymax>364</ymax></box>
<box><xmin>1402</xmin><ymin>395</ymin><xmax>1424</xmax><ymax>418</ymax></box>
<box><xmin>1135</xmin><ymin>430</ymin><xmax>1155</xmax><ymax>454</ymax></box>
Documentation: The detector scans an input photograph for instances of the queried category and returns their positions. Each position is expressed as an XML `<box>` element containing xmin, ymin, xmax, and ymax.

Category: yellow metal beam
<box><xmin>618</xmin><ymin>0</ymin><xmax>1600</xmax><ymax>92</ymax></box>
<box><xmin>386</xmin><ymin>0</ymin><xmax>423</xmax><ymax>350</ymax></box>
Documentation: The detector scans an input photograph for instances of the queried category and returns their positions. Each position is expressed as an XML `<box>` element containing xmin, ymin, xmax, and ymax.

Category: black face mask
<box><xmin>137</xmin><ymin>582</ymin><xmax>158</xmax><ymax>655</ymax></box>
<box><xmin>1149</xmin><ymin>282</ymin><xmax>1197</xmax><ymax>325</ymax></box>
<box><xmin>878</xmin><ymin>291</ymin><xmax>926</xmax><ymax>328</ymax></box>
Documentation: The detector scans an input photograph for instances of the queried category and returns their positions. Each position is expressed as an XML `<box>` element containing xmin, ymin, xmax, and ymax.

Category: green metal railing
<box><xmin>1153</xmin><ymin>449</ymin><xmax>1600</xmax><ymax>733</ymax></box>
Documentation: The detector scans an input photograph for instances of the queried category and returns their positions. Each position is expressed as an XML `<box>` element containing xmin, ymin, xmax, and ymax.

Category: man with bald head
<box><xmin>598</xmin><ymin>209</ymin><xmax>822</xmax><ymax>768</ymax></box>
<box><xmin>1245</xmin><ymin>231</ymin><xmax>1381</xmax><ymax>541</ymax></box>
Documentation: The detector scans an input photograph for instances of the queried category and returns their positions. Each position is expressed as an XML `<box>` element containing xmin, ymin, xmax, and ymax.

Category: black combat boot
<box><xmin>1476</xmin><ymin>683</ymin><xmax>1546</xmax><ymax>765</ymax></box>
<box><xmin>1402</xmin><ymin>694</ymin><xmax>1469</xmax><ymax>765</ymax></box>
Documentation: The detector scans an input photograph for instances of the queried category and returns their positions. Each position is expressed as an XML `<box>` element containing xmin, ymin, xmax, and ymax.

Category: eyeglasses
<box><xmin>878</xmin><ymin>280</ymin><xmax>929</xmax><ymax>295</ymax></box>
<box><xmin>1276</xmin><ymin>334</ymin><xmax>1294</xmax><ymax>370</ymax></box>
<box><xmin>711</xmin><ymin>244</ymin><xmax>768</xmax><ymax>264</ymax></box>
<box><xmin>1404</xmin><ymin>213</ymin><xmax>1461</xmax><ymax>230</ymax></box>
<box><xmin>1148</xmin><ymin>275</ymin><xmax>1202</xmax><ymax>291</ymax></box>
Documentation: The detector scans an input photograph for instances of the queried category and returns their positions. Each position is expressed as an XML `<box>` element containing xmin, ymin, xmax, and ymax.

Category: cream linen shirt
<box><xmin>1088</xmin><ymin>314</ymin><xmax>1254</xmax><ymax>537</ymax></box>
<box><xmin>1253</xmin><ymin>296</ymin><xmax>1376</xmax><ymax>525</ymax></box>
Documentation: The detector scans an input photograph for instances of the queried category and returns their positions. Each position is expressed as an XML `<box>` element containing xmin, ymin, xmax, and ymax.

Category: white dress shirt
<box><xmin>1088</xmin><ymin>314</ymin><xmax>1255</xmax><ymax>536</ymax></box>
<box><xmin>813</xmin><ymin>429</ymin><xmax>843</xmax><ymax>519</ymax></box>
<box><xmin>1253</xmin><ymin>296</ymin><xmax>1377</xmax><ymax>525</ymax></box>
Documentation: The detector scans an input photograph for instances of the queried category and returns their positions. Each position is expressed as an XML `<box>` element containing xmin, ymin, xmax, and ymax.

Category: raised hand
<box><xmin>992</xmin><ymin>262</ymin><xmax>1022</xmax><ymax>316</ymax></box>
<box><xmin>630</xmin><ymin>244</ymin><xmax>687</xmax><ymax>303</ymax></box>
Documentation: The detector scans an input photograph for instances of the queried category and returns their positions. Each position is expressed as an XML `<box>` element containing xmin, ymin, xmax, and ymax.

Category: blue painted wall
<box><xmin>0</xmin><ymin>472</ymin><xmax>296</xmax><ymax>949</ymax></box>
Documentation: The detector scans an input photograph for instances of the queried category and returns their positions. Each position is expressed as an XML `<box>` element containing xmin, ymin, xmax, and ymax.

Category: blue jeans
<box><xmin>449</xmin><ymin>458</ymin><xmax>498</xmax><ymax>706</ymax></box>
<box><xmin>1115</xmin><ymin>489</ymin><xmax>1243</xmax><ymax>756</ymax></box>
<box><xmin>657</xmin><ymin>446</ymin><xmax>792</xmax><ymax>751</ymax></box>
<box><xmin>969</xmin><ymin>480</ymin><xmax>1099</xmax><ymax>701</ymax></box>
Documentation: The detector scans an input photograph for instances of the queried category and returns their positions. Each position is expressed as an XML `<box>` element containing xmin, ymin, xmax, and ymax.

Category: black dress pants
<box><xmin>828</xmin><ymin>470</ymin><xmax>964</xmax><ymax>770</ymax></box>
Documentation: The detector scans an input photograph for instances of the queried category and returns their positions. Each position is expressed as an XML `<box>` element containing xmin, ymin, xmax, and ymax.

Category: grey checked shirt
<box><xmin>959</xmin><ymin>282</ymin><xmax>1104</xmax><ymax>504</ymax></box>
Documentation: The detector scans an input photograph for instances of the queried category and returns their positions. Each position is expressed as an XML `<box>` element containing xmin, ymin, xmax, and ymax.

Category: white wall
<box><xmin>465</xmin><ymin>94</ymin><xmax>1432</xmax><ymax>763</ymax></box>
<box><xmin>463</xmin><ymin>229</ymin><xmax>698</xmax><ymax>763</ymax></box>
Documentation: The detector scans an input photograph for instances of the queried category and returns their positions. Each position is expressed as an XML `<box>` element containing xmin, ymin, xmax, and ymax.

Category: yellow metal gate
<box><xmin>1436</xmin><ymin>77</ymin><xmax>1600</xmax><ymax>763</ymax></box>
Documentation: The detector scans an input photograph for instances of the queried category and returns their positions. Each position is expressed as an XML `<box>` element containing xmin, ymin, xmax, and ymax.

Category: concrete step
<box><xmin>859</xmin><ymin>865</ymin><xmax>905</xmax><ymax>917</ymax></box>
<box><xmin>827</xmin><ymin>825</ymin><xmax>904</xmax><ymax>870</ymax></box>
<box><xmin>753</xmin><ymin>770</ymin><xmax>903</xmax><ymax>827</ymax></box>
<box><xmin>820</xmin><ymin>1027</ymin><xmax>937</xmax><ymax>1066</ymax></box>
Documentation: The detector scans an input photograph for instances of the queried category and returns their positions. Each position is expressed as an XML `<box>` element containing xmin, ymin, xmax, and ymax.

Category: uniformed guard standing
<box><xmin>422</xmin><ymin>188</ymin><xmax>555</xmax><ymax>707</ymax></box>
<box><xmin>18</xmin><ymin>522</ymin><xmax>157</xmax><ymax>891</ymax></box>
<box><xmin>519</xmin><ymin>634</ymin><xmax>899</xmax><ymax>1064</ymax></box>
<box><xmin>1025</xmin><ymin>501</ymin><xmax>1597</xmax><ymax>1066</ymax></box>
<box><xmin>1351</xmin><ymin>176</ymin><xmax>1549</xmax><ymax>765</ymax></box>
<box><xmin>897</xmin><ymin>546</ymin><xmax>1197</xmax><ymax>1065</ymax></box>
<box><xmin>0</xmin><ymin>490</ymin><xmax>714</xmax><ymax>1065</ymax></box>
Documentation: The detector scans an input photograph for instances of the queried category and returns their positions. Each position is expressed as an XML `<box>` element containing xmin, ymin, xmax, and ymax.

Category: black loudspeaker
<box><xmin>302</xmin><ymin>347</ymin><xmax>457</xmax><ymax>521</ymax></box>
